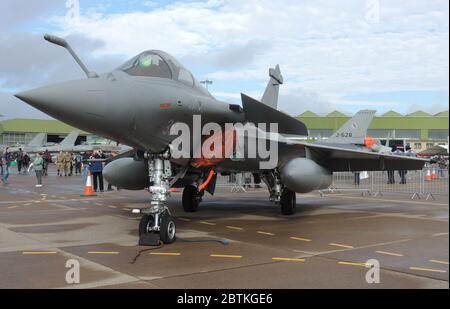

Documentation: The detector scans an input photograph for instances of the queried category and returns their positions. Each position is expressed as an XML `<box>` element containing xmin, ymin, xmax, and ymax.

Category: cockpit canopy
<box><xmin>118</xmin><ymin>50</ymin><xmax>211</xmax><ymax>96</ymax></box>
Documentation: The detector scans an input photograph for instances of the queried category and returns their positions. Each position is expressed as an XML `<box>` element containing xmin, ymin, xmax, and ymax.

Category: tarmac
<box><xmin>0</xmin><ymin>166</ymin><xmax>448</xmax><ymax>289</ymax></box>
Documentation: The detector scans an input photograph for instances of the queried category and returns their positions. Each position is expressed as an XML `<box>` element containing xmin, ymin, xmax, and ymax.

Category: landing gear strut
<box><xmin>262</xmin><ymin>170</ymin><xmax>296</xmax><ymax>215</ymax></box>
<box><xmin>139</xmin><ymin>150</ymin><xmax>176</xmax><ymax>245</ymax></box>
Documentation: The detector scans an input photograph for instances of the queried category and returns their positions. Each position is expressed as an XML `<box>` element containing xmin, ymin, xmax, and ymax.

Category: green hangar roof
<box><xmin>297</xmin><ymin>110</ymin><xmax>449</xmax><ymax>140</ymax></box>
<box><xmin>0</xmin><ymin>119</ymin><xmax>89</xmax><ymax>135</ymax></box>
<box><xmin>381</xmin><ymin>110</ymin><xmax>403</xmax><ymax>117</ymax></box>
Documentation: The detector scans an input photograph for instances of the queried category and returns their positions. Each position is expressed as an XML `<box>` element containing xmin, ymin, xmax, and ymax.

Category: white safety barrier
<box><xmin>216</xmin><ymin>167</ymin><xmax>448</xmax><ymax>200</ymax></box>
<box><xmin>321</xmin><ymin>166</ymin><xmax>448</xmax><ymax>200</ymax></box>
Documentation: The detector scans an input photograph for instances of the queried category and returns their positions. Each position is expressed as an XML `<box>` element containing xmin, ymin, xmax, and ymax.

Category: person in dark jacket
<box><xmin>16</xmin><ymin>148</ymin><xmax>24</xmax><ymax>174</ymax></box>
<box><xmin>43</xmin><ymin>150</ymin><xmax>51</xmax><ymax>176</ymax></box>
<box><xmin>89</xmin><ymin>151</ymin><xmax>105</xmax><ymax>192</ymax></box>
<box><xmin>1</xmin><ymin>148</ymin><xmax>13</xmax><ymax>184</ymax></box>
<box><xmin>22</xmin><ymin>153</ymin><xmax>31</xmax><ymax>174</ymax></box>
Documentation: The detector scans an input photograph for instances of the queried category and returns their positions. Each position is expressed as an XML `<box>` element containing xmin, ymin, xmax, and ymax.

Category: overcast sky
<box><xmin>0</xmin><ymin>0</ymin><xmax>448</xmax><ymax>119</ymax></box>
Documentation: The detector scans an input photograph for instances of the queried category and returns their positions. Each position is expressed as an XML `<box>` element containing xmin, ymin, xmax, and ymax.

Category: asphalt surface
<box><xmin>0</xmin><ymin>166</ymin><xmax>448</xmax><ymax>289</ymax></box>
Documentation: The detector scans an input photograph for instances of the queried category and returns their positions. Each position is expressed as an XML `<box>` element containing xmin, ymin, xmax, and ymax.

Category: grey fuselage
<box><xmin>16</xmin><ymin>71</ymin><xmax>244</xmax><ymax>156</ymax></box>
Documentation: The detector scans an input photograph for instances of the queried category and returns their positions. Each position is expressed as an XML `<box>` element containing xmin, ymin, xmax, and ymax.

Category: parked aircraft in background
<box><xmin>34</xmin><ymin>130</ymin><xmax>80</xmax><ymax>153</ymax></box>
<box><xmin>6</xmin><ymin>133</ymin><xmax>47</xmax><ymax>153</ymax></box>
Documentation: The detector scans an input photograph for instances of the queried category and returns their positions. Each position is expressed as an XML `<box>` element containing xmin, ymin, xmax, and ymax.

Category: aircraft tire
<box><xmin>160</xmin><ymin>215</ymin><xmax>176</xmax><ymax>244</ymax></box>
<box><xmin>139</xmin><ymin>214</ymin><xmax>154</xmax><ymax>235</ymax></box>
<box><xmin>280</xmin><ymin>188</ymin><xmax>296</xmax><ymax>215</ymax></box>
<box><xmin>182</xmin><ymin>185</ymin><xmax>200</xmax><ymax>212</ymax></box>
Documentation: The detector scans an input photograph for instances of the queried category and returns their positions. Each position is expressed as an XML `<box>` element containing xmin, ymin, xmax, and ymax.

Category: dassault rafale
<box><xmin>15</xmin><ymin>34</ymin><xmax>427</xmax><ymax>244</ymax></box>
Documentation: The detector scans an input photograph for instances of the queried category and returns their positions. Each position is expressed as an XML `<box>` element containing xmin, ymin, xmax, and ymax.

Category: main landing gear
<box><xmin>139</xmin><ymin>150</ymin><xmax>176</xmax><ymax>245</ymax></box>
<box><xmin>182</xmin><ymin>185</ymin><xmax>204</xmax><ymax>212</ymax></box>
<box><xmin>262</xmin><ymin>170</ymin><xmax>296</xmax><ymax>215</ymax></box>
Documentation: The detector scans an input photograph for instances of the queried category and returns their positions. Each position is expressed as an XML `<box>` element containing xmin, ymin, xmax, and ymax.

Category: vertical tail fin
<box><xmin>323</xmin><ymin>110</ymin><xmax>376</xmax><ymax>145</ymax></box>
<box><xmin>60</xmin><ymin>130</ymin><xmax>80</xmax><ymax>146</ymax></box>
<box><xmin>27</xmin><ymin>133</ymin><xmax>46</xmax><ymax>147</ymax></box>
<box><xmin>261</xmin><ymin>65</ymin><xmax>283</xmax><ymax>110</ymax></box>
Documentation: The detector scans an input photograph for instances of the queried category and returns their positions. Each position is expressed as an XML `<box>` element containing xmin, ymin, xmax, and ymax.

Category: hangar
<box><xmin>297</xmin><ymin>110</ymin><xmax>449</xmax><ymax>151</ymax></box>
<box><xmin>1</xmin><ymin>110</ymin><xmax>448</xmax><ymax>150</ymax></box>
<box><xmin>0</xmin><ymin>118</ymin><xmax>93</xmax><ymax>146</ymax></box>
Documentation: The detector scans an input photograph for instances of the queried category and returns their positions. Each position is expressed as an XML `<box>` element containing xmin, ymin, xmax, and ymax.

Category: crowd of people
<box><xmin>1</xmin><ymin>148</ymin><xmax>115</xmax><ymax>191</ymax></box>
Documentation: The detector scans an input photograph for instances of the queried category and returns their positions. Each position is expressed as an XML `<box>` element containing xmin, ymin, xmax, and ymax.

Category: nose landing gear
<box><xmin>139</xmin><ymin>150</ymin><xmax>177</xmax><ymax>245</ymax></box>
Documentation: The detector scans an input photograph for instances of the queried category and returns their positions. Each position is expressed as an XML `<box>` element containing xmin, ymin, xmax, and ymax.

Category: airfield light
<box><xmin>200</xmin><ymin>79</ymin><xmax>213</xmax><ymax>90</ymax></box>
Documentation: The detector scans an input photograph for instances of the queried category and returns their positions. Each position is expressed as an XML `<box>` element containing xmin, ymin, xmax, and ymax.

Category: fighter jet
<box><xmin>6</xmin><ymin>133</ymin><xmax>46</xmax><ymax>153</ymax></box>
<box><xmin>15</xmin><ymin>34</ymin><xmax>428</xmax><ymax>244</ymax></box>
<box><xmin>71</xmin><ymin>140</ymin><xmax>131</xmax><ymax>154</ymax></box>
<box><xmin>33</xmin><ymin>130</ymin><xmax>80</xmax><ymax>153</ymax></box>
<box><xmin>318</xmin><ymin>109</ymin><xmax>392</xmax><ymax>153</ymax></box>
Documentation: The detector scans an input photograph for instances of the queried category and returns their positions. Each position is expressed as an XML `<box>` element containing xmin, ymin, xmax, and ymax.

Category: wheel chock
<box><xmin>139</xmin><ymin>233</ymin><xmax>160</xmax><ymax>246</ymax></box>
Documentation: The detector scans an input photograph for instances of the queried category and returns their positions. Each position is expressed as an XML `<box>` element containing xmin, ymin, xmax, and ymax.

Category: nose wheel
<box><xmin>139</xmin><ymin>212</ymin><xmax>176</xmax><ymax>244</ymax></box>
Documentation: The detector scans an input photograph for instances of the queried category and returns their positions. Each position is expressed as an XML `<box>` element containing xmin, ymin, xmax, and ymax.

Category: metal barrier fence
<box><xmin>216</xmin><ymin>173</ymin><xmax>266</xmax><ymax>193</ymax></box>
<box><xmin>323</xmin><ymin>167</ymin><xmax>448</xmax><ymax>200</ymax></box>
<box><xmin>216</xmin><ymin>167</ymin><xmax>448</xmax><ymax>200</ymax></box>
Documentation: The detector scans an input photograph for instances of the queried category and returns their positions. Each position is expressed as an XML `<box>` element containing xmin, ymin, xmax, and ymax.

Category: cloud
<box><xmin>0</xmin><ymin>0</ymin><xmax>62</xmax><ymax>28</ymax></box>
<box><xmin>0</xmin><ymin>0</ymin><xmax>448</xmax><ymax>119</ymax></box>
<box><xmin>0</xmin><ymin>90</ymin><xmax>52</xmax><ymax>119</ymax></box>
<box><xmin>184</xmin><ymin>39</ymin><xmax>271</xmax><ymax>70</ymax></box>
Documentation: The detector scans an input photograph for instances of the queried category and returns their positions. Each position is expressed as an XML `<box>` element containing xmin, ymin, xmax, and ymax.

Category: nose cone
<box><xmin>15</xmin><ymin>86</ymin><xmax>61</xmax><ymax>113</ymax></box>
<box><xmin>15</xmin><ymin>79</ymin><xmax>106</xmax><ymax>118</ymax></box>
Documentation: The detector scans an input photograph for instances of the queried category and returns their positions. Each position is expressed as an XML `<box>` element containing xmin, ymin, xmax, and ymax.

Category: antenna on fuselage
<box><xmin>44</xmin><ymin>33</ymin><xmax>98</xmax><ymax>78</ymax></box>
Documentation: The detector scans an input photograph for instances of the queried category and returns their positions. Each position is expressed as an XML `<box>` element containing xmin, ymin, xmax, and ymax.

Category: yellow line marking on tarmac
<box><xmin>95</xmin><ymin>202</ymin><xmax>104</xmax><ymax>206</ymax></box>
<box><xmin>107</xmin><ymin>205</ymin><xmax>117</xmax><ymax>209</ymax></box>
<box><xmin>149</xmin><ymin>252</ymin><xmax>181</xmax><ymax>256</ymax></box>
<box><xmin>338</xmin><ymin>261</ymin><xmax>366</xmax><ymax>267</ymax></box>
<box><xmin>429</xmin><ymin>260</ymin><xmax>449</xmax><ymax>265</ymax></box>
<box><xmin>123</xmin><ymin>208</ymin><xmax>132</xmax><ymax>211</ymax></box>
<box><xmin>210</xmin><ymin>254</ymin><xmax>242</xmax><ymax>259</ymax></box>
<box><xmin>7</xmin><ymin>206</ymin><xmax>18</xmax><ymax>209</ymax></box>
<box><xmin>409</xmin><ymin>267</ymin><xmax>447</xmax><ymax>273</ymax></box>
<box><xmin>272</xmin><ymin>257</ymin><xmax>305</xmax><ymax>262</ymax></box>
<box><xmin>23</xmin><ymin>203</ymin><xmax>32</xmax><ymax>206</ymax></box>
<box><xmin>290</xmin><ymin>236</ymin><xmax>312</xmax><ymax>242</ymax></box>
<box><xmin>226</xmin><ymin>226</ymin><xmax>243</xmax><ymax>231</ymax></box>
<box><xmin>22</xmin><ymin>251</ymin><xmax>57</xmax><ymax>255</ymax></box>
<box><xmin>178</xmin><ymin>217</ymin><xmax>191</xmax><ymax>222</ymax></box>
<box><xmin>375</xmin><ymin>250</ymin><xmax>404</xmax><ymax>257</ymax></box>
<box><xmin>257</xmin><ymin>231</ymin><xmax>275</xmax><ymax>236</ymax></box>
<box><xmin>329</xmin><ymin>243</ymin><xmax>354</xmax><ymax>249</ymax></box>
<box><xmin>87</xmin><ymin>251</ymin><xmax>120</xmax><ymax>255</ymax></box>
<box><xmin>199</xmin><ymin>221</ymin><xmax>216</xmax><ymax>226</ymax></box>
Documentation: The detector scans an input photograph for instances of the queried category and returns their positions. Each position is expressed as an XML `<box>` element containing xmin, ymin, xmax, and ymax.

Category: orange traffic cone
<box><xmin>431</xmin><ymin>167</ymin><xmax>438</xmax><ymax>180</ymax></box>
<box><xmin>424</xmin><ymin>168</ymin><xmax>432</xmax><ymax>181</ymax></box>
<box><xmin>82</xmin><ymin>170</ymin><xmax>96</xmax><ymax>196</ymax></box>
